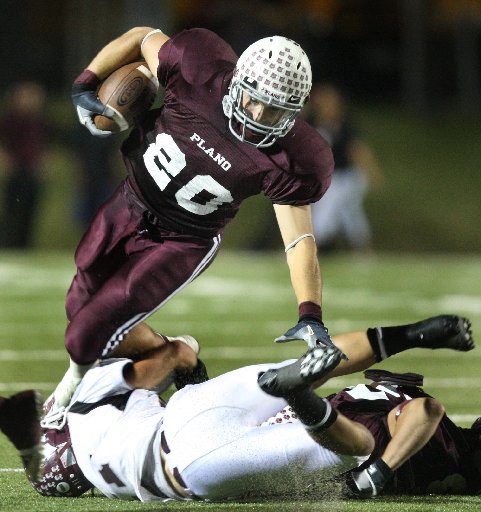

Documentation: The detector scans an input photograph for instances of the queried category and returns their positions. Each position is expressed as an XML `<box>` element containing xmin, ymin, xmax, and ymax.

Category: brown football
<box><xmin>94</xmin><ymin>61</ymin><xmax>158</xmax><ymax>133</ymax></box>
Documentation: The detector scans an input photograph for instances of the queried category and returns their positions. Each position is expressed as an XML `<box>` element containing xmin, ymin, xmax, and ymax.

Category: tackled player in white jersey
<box><xmin>0</xmin><ymin>314</ymin><xmax>475</xmax><ymax>501</ymax></box>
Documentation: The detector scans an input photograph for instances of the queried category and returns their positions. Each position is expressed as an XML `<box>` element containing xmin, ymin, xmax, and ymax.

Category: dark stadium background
<box><xmin>1</xmin><ymin>0</ymin><xmax>480</xmax><ymax>253</ymax></box>
<box><xmin>1</xmin><ymin>4</ymin><xmax>481</xmax><ymax>511</ymax></box>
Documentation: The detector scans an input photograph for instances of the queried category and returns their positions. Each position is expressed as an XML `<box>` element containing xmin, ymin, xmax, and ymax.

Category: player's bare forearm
<box><xmin>309</xmin><ymin>412</ymin><xmax>374</xmax><ymax>456</ymax></box>
<box><xmin>86</xmin><ymin>27</ymin><xmax>154</xmax><ymax>79</ymax></box>
<box><xmin>274</xmin><ymin>204</ymin><xmax>322</xmax><ymax>306</ymax></box>
<box><xmin>285</xmin><ymin>237</ymin><xmax>322</xmax><ymax>305</ymax></box>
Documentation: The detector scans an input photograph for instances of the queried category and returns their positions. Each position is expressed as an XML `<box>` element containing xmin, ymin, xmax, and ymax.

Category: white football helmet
<box><xmin>223</xmin><ymin>36</ymin><xmax>312</xmax><ymax>148</ymax></box>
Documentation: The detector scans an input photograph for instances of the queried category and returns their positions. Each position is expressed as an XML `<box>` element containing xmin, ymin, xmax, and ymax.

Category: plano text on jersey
<box><xmin>190</xmin><ymin>133</ymin><xmax>232</xmax><ymax>171</ymax></box>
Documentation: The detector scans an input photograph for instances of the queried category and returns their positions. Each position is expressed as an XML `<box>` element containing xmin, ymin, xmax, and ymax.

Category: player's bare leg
<box><xmin>115</xmin><ymin>325</ymin><xmax>209</xmax><ymax>391</ymax></box>
<box><xmin>316</xmin><ymin>315</ymin><xmax>474</xmax><ymax>384</ymax></box>
<box><xmin>345</xmin><ymin>397</ymin><xmax>445</xmax><ymax>498</ymax></box>
<box><xmin>110</xmin><ymin>323</ymin><xmax>208</xmax><ymax>392</ymax></box>
<box><xmin>308</xmin><ymin>410</ymin><xmax>374</xmax><ymax>457</ymax></box>
<box><xmin>43</xmin><ymin>322</ymin><xmax>202</xmax><ymax>428</ymax></box>
<box><xmin>123</xmin><ymin>338</ymin><xmax>198</xmax><ymax>389</ymax></box>
<box><xmin>110</xmin><ymin>322</ymin><xmax>199</xmax><ymax>359</ymax></box>
<box><xmin>383</xmin><ymin>397</ymin><xmax>445</xmax><ymax>469</ymax></box>
<box><xmin>258</xmin><ymin>345</ymin><xmax>374</xmax><ymax>456</ymax></box>
<box><xmin>108</xmin><ymin>323</ymin><xmax>167</xmax><ymax>358</ymax></box>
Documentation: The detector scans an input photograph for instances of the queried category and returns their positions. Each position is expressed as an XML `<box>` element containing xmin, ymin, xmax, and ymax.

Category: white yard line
<box><xmin>0</xmin><ymin>350</ymin><xmax>69</xmax><ymax>361</ymax></box>
<box><xmin>2</xmin><ymin>267</ymin><xmax>481</xmax><ymax>307</ymax></box>
<box><xmin>2</xmin><ymin>346</ymin><xmax>481</xmax><ymax>361</ymax></box>
<box><xmin>2</xmin><ymin>375</ymin><xmax>481</xmax><ymax>392</ymax></box>
<box><xmin>0</xmin><ymin>382</ymin><xmax>55</xmax><ymax>391</ymax></box>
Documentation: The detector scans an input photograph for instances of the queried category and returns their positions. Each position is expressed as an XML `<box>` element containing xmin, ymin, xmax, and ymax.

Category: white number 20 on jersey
<box><xmin>143</xmin><ymin>133</ymin><xmax>233</xmax><ymax>215</ymax></box>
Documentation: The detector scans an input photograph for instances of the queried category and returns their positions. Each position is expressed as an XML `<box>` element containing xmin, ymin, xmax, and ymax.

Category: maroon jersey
<box><xmin>64</xmin><ymin>29</ymin><xmax>332</xmax><ymax>367</ymax></box>
<box><xmin>122</xmin><ymin>28</ymin><xmax>333</xmax><ymax>238</ymax></box>
<box><xmin>328</xmin><ymin>383</ymin><xmax>481</xmax><ymax>494</ymax></box>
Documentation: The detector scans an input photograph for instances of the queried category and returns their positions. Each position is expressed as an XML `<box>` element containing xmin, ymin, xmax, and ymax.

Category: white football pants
<box><xmin>163</xmin><ymin>361</ymin><xmax>357</xmax><ymax>499</ymax></box>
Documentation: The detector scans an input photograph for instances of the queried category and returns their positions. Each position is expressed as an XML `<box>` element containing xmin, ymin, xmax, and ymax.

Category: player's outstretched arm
<box><xmin>274</xmin><ymin>204</ymin><xmax>320</xmax><ymax>309</ymax></box>
<box><xmin>273</xmin><ymin>204</ymin><xmax>338</xmax><ymax>352</ymax></box>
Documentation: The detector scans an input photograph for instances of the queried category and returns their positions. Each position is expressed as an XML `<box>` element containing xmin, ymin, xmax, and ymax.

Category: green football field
<box><xmin>1</xmin><ymin>250</ymin><xmax>481</xmax><ymax>512</ymax></box>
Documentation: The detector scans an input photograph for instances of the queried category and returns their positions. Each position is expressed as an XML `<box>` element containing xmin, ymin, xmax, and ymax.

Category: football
<box><xmin>94</xmin><ymin>61</ymin><xmax>158</xmax><ymax>133</ymax></box>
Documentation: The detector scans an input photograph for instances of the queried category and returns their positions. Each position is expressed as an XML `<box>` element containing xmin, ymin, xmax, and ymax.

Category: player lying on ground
<box><xmin>331</xmin><ymin>369</ymin><xmax>481</xmax><ymax>497</ymax></box>
<box><xmin>0</xmin><ymin>315</ymin><xmax>475</xmax><ymax>501</ymax></box>
<box><xmin>263</xmin><ymin>366</ymin><xmax>481</xmax><ymax>498</ymax></box>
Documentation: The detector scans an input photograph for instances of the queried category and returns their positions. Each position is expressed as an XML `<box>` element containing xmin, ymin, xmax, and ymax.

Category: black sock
<box><xmin>367</xmin><ymin>325</ymin><xmax>411</xmax><ymax>361</ymax></box>
<box><xmin>286</xmin><ymin>389</ymin><xmax>338</xmax><ymax>431</ymax></box>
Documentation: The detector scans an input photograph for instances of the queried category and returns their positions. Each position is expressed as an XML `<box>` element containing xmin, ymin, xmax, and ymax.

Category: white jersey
<box><xmin>67</xmin><ymin>359</ymin><xmax>174</xmax><ymax>501</ymax></box>
<box><xmin>67</xmin><ymin>358</ymin><xmax>357</xmax><ymax>502</ymax></box>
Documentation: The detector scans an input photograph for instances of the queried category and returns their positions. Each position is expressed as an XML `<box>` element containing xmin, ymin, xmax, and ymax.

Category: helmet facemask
<box><xmin>223</xmin><ymin>36</ymin><xmax>312</xmax><ymax>148</ymax></box>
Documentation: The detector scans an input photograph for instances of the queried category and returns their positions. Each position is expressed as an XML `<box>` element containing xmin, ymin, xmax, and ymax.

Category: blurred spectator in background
<box><xmin>0</xmin><ymin>82</ymin><xmax>49</xmax><ymax>248</ymax></box>
<box><xmin>71</xmin><ymin>124</ymin><xmax>119</xmax><ymax>230</ymax></box>
<box><xmin>306</xmin><ymin>83</ymin><xmax>384</xmax><ymax>252</ymax></box>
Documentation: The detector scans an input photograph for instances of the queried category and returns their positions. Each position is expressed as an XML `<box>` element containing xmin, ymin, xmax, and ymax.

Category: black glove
<box><xmin>71</xmin><ymin>70</ymin><xmax>114</xmax><ymax>137</ymax></box>
<box><xmin>275</xmin><ymin>317</ymin><xmax>348</xmax><ymax>359</ymax></box>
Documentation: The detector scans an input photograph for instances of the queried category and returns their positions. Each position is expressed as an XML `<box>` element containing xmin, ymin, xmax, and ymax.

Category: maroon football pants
<box><xmin>65</xmin><ymin>180</ymin><xmax>221</xmax><ymax>364</ymax></box>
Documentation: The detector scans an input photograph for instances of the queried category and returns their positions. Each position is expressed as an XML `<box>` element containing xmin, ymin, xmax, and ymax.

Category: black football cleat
<box><xmin>406</xmin><ymin>315</ymin><xmax>474</xmax><ymax>351</ymax></box>
<box><xmin>0</xmin><ymin>390</ymin><xmax>43</xmax><ymax>480</ymax></box>
<box><xmin>257</xmin><ymin>345</ymin><xmax>342</xmax><ymax>398</ymax></box>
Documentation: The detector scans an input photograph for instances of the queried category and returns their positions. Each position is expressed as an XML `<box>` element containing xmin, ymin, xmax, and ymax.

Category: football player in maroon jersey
<box><xmin>329</xmin><ymin>370</ymin><xmax>481</xmax><ymax>498</ymax></box>
<box><xmin>44</xmin><ymin>26</ymin><xmax>336</xmax><ymax>426</ymax></box>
